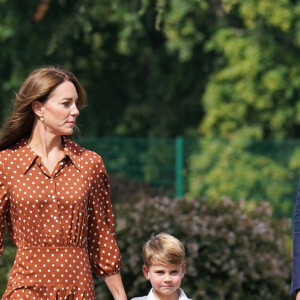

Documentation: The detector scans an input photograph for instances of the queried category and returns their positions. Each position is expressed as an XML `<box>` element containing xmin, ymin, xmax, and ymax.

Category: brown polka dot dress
<box><xmin>0</xmin><ymin>137</ymin><xmax>122</xmax><ymax>299</ymax></box>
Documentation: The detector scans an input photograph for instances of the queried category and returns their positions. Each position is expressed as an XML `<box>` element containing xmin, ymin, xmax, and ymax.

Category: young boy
<box><xmin>131</xmin><ymin>233</ymin><xmax>192</xmax><ymax>300</ymax></box>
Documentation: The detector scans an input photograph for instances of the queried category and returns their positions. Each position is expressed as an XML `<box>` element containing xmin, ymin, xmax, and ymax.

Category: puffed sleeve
<box><xmin>0</xmin><ymin>160</ymin><xmax>10</xmax><ymax>256</ymax></box>
<box><xmin>291</xmin><ymin>178</ymin><xmax>300</xmax><ymax>294</ymax></box>
<box><xmin>87</xmin><ymin>153</ymin><xmax>122</xmax><ymax>277</ymax></box>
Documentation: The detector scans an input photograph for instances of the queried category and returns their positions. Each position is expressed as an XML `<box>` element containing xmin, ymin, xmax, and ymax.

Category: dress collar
<box><xmin>62</xmin><ymin>136</ymin><xmax>84</xmax><ymax>171</ymax></box>
<box><xmin>14</xmin><ymin>137</ymin><xmax>84</xmax><ymax>174</ymax></box>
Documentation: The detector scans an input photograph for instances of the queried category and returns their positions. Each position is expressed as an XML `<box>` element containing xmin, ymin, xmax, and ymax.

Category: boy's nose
<box><xmin>164</xmin><ymin>273</ymin><xmax>172</xmax><ymax>281</ymax></box>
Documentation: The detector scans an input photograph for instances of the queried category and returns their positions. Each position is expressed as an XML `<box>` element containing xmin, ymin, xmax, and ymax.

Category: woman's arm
<box><xmin>104</xmin><ymin>273</ymin><xmax>127</xmax><ymax>300</ymax></box>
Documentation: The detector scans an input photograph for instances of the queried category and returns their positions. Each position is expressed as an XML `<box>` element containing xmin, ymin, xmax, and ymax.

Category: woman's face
<box><xmin>39</xmin><ymin>81</ymin><xmax>79</xmax><ymax>136</ymax></box>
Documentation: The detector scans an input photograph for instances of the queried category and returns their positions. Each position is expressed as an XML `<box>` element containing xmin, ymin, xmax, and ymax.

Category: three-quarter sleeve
<box><xmin>87</xmin><ymin>153</ymin><xmax>122</xmax><ymax>277</ymax></box>
<box><xmin>291</xmin><ymin>178</ymin><xmax>300</xmax><ymax>294</ymax></box>
<box><xmin>0</xmin><ymin>160</ymin><xmax>10</xmax><ymax>256</ymax></box>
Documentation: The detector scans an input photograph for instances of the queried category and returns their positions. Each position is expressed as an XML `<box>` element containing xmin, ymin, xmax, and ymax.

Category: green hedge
<box><xmin>95</xmin><ymin>196</ymin><xmax>292</xmax><ymax>299</ymax></box>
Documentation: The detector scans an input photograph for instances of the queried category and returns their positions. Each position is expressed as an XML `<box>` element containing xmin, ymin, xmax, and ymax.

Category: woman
<box><xmin>0</xmin><ymin>66</ymin><xmax>127</xmax><ymax>299</ymax></box>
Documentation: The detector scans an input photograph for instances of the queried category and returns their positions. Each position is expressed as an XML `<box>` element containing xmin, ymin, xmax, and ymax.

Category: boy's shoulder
<box><xmin>130</xmin><ymin>297</ymin><xmax>148</xmax><ymax>300</ymax></box>
<box><xmin>180</xmin><ymin>289</ymin><xmax>192</xmax><ymax>300</ymax></box>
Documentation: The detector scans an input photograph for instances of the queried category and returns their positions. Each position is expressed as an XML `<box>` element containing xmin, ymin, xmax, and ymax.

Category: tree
<box><xmin>201</xmin><ymin>0</ymin><xmax>299</xmax><ymax>140</ymax></box>
<box><xmin>0</xmin><ymin>0</ymin><xmax>208</xmax><ymax>137</ymax></box>
<box><xmin>187</xmin><ymin>0</ymin><xmax>300</xmax><ymax>216</ymax></box>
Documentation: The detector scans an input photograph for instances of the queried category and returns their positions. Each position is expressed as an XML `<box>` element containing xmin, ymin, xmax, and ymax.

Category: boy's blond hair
<box><xmin>143</xmin><ymin>233</ymin><xmax>185</xmax><ymax>268</ymax></box>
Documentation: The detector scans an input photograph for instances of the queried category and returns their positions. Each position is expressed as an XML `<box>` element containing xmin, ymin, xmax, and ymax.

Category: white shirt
<box><xmin>131</xmin><ymin>288</ymin><xmax>192</xmax><ymax>300</ymax></box>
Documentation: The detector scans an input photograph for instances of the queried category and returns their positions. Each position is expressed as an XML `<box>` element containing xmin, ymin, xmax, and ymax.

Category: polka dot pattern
<box><xmin>0</xmin><ymin>137</ymin><xmax>121</xmax><ymax>299</ymax></box>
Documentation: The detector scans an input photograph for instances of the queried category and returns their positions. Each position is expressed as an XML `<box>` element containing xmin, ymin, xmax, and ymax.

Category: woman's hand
<box><xmin>104</xmin><ymin>272</ymin><xmax>127</xmax><ymax>300</ymax></box>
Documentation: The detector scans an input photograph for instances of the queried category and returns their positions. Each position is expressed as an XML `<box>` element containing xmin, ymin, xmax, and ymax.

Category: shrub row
<box><xmin>96</xmin><ymin>195</ymin><xmax>292</xmax><ymax>299</ymax></box>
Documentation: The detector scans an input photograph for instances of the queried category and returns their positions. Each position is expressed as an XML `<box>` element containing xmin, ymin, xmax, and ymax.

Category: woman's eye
<box><xmin>63</xmin><ymin>102</ymin><xmax>71</xmax><ymax>107</ymax></box>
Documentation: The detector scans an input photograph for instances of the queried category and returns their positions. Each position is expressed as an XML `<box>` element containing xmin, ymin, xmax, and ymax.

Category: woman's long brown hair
<box><xmin>0</xmin><ymin>66</ymin><xmax>87</xmax><ymax>151</ymax></box>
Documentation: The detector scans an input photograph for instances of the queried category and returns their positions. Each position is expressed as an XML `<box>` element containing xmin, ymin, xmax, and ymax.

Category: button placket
<box><xmin>46</xmin><ymin>157</ymin><xmax>67</xmax><ymax>244</ymax></box>
<box><xmin>47</xmin><ymin>176</ymin><xmax>60</xmax><ymax>243</ymax></box>
<box><xmin>51</xmin><ymin>160</ymin><xmax>67</xmax><ymax>243</ymax></box>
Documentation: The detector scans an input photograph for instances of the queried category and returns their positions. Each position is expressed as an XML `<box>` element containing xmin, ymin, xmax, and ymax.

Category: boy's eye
<box><xmin>155</xmin><ymin>271</ymin><xmax>164</xmax><ymax>274</ymax></box>
<box><xmin>171</xmin><ymin>270</ymin><xmax>179</xmax><ymax>274</ymax></box>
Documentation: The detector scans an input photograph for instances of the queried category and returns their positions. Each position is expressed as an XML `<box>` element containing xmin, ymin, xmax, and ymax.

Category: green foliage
<box><xmin>96</xmin><ymin>196</ymin><xmax>291</xmax><ymax>300</ymax></box>
<box><xmin>78</xmin><ymin>136</ymin><xmax>176</xmax><ymax>191</ymax></box>
<box><xmin>189</xmin><ymin>138</ymin><xmax>300</xmax><ymax>217</ymax></box>
<box><xmin>0</xmin><ymin>0</ymin><xmax>205</xmax><ymax>138</ymax></box>
<box><xmin>200</xmin><ymin>0</ymin><xmax>300</xmax><ymax>140</ymax></box>
<box><xmin>184</xmin><ymin>0</ymin><xmax>300</xmax><ymax>214</ymax></box>
<box><xmin>158</xmin><ymin>0</ymin><xmax>208</xmax><ymax>62</ymax></box>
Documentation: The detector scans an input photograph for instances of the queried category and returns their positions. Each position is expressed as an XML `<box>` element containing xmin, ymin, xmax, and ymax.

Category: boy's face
<box><xmin>143</xmin><ymin>264</ymin><xmax>185</xmax><ymax>298</ymax></box>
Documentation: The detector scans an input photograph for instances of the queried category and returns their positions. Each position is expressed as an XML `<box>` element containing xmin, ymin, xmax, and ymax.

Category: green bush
<box><xmin>188</xmin><ymin>139</ymin><xmax>298</xmax><ymax>218</ymax></box>
<box><xmin>95</xmin><ymin>196</ymin><xmax>292</xmax><ymax>299</ymax></box>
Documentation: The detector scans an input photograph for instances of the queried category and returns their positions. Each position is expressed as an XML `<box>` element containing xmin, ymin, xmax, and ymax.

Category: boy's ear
<box><xmin>142</xmin><ymin>265</ymin><xmax>150</xmax><ymax>279</ymax></box>
<box><xmin>181</xmin><ymin>265</ymin><xmax>186</xmax><ymax>279</ymax></box>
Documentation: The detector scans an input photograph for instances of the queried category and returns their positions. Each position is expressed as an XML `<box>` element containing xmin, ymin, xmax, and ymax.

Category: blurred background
<box><xmin>0</xmin><ymin>0</ymin><xmax>298</xmax><ymax>298</ymax></box>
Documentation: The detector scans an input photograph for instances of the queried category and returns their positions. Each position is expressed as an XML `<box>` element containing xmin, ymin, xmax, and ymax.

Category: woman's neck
<box><xmin>28</xmin><ymin>125</ymin><xmax>64</xmax><ymax>160</ymax></box>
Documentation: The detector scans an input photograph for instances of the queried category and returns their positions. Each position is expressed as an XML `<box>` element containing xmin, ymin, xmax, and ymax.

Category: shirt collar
<box><xmin>148</xmin><ymin>288</ymin><xmax>189</xmax><ymax>300</ymax></box>
<box><xmin>16</xmin><ymin>137</ymin><xmax>83</xmax><ymax>174</ymax></box>
<box><xmin>9</xmin><ymin>139</ymin><xmax>38</xmax><ymax>174</ymax></box>
<box><xmin>62</xmin><ymin>136</ymin><xmax>83</xmax><ymax>171</ymax></box>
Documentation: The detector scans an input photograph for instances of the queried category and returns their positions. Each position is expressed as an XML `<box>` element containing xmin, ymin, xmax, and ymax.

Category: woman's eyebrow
<box><xmin>61</xmin><ymin>97</ymin><xmax>77</xmax><ymax>101</ymax></box>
